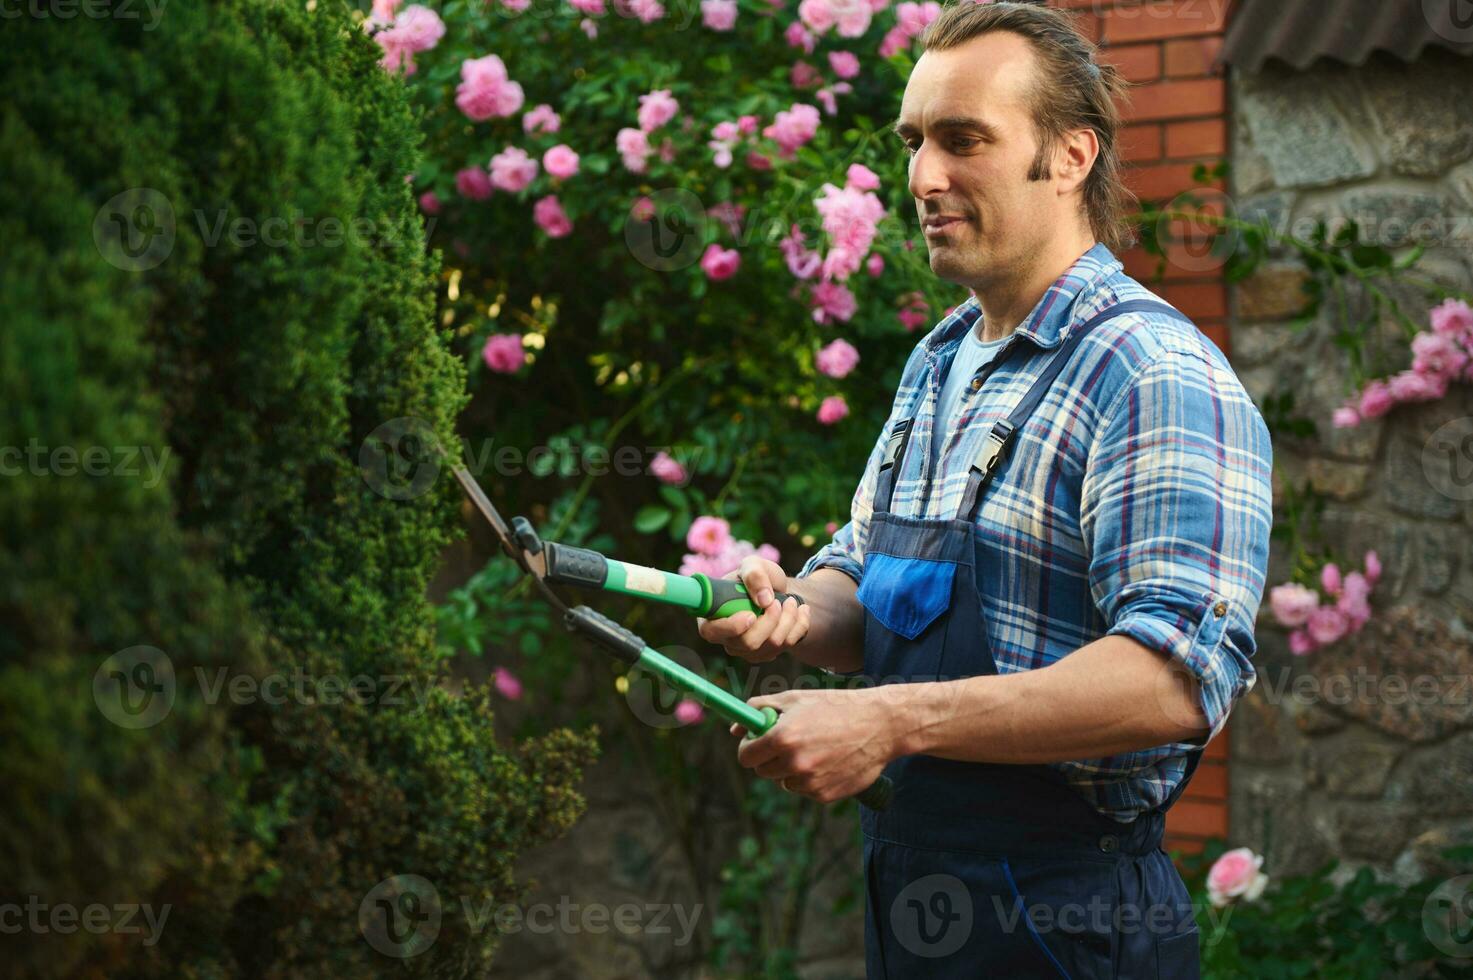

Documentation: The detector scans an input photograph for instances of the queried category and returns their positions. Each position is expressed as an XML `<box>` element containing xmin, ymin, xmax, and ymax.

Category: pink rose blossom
<box><xmin>763</xmin><ymin>103</ymin><xmax>821</xmax><ymax>157</ymax></box>
<box><xmin>757</xmin><ymin>543</ymin><xmax>781</xmax><ymax>564</ymax></box>
<box><xmin>568</xmin><ymin>0</ymin><xmax>605</xmax><ymax>13</ymax></box>
<box><xmin>1364</xmin><ymin>550</ymin><xmax>1381</xmax><ymax>586</ymax></box>
<box><xmin>649</xmin><ymin>451</ymin><xmax>688</xmax><ymax>485</ymax></box>
<box><xmin>1306</xmin><ymin>605</ymin><xmax>1349</xmax><ymax>647</ymax></box>
<box><xmin>815</xmin><ymin>338</ymin><xmax>860</xmax><ymax>378</ymax></box>
<box><xmin>456</xmin><ymin>54</ymin><xmax>525</xmax><ymax>121</ymax></box>
<box><xmin>817</xmin><ymin>395</ymin><xmax>849</xmax><ymax>425</ymax></box>
<box><xmin>825</xmin><ymin>521</ymin><xmax>839</xmax><ymax>534</ymax></box>
<box><xmin>746</xmin><ymin>150</ymin><xmax>772</xmax><ymax>170</ymax></box>
<box><xmin>626</xmin><ymin>0</ymin><xmax>665</xmax><ymax>21</ymax></box>
<box><xmin>1207</xmin><ymin>847</ymin><xmax>1268</xmax><ymax>908</ymax></box>
<box><xmin>673</xmin><ymin>699</ymin><xmax>705</xmax><ymax>725</ymax></box>
<box><xmin>369</xmin><ymin>0</ymin><xmax>401</xmax><ymax>26</ymax></box>
<box><xmin>631</xmin><ymin>195</ymin><xmax>655</xmax><ymax>222</ymax></box>
<box><xmin>1320</xmin><ymin>563</ymin><xmax>1342</xmax><ymax>597</ymax></box>
<box><xmin>780</xmin><ymin>224</ymin><xmax>823</xmax><ymax>280</ymax></box>
<box><xmin>878</xmin><ymin>25</ymin><xmax>909</xmax><ymax>58</ymax></box>
<box><xmin>482</xmin><ymin>333</ymin><xmax>527</xmax><ymax>373</ymax></box>
<box><xmin>785</xmin><ymin>19</ymin><xmax>816</xmax><ymax>53</ymax></box>
<box><xmin>1388</xmin><ymin>368</ymin><xmax>1448</xmax><ymax>403</ymax></box>
<box><xmin>543</xmin><ymin>144</ymin><xmax>581</xmax><ymax>179</ymax></box>
<box><xmin>1337</xmin><ymin>572</ymin><xmax>1372</xmax><ymax>629</ymax></box>
<box><xmin>811</xmin><ymin>281</ymin><xmax>857</xmax><ymax>323</ymax></box>
<box><xmin>523</xmin><ymin>104</ymin><xmax>561</xmax><ymax>134</ymax></box>
<box><xmin>489</xmin><ymin>146</ymin><xmax>539</xmax><ymax>192</ymax></box>
<box><xmin>580</xmin><ymin>16</ymin><xmax>598</xmax><ymax>37</ymax></box>
<box><xmin>1411</xmin><ymin>331</ymin><xmax>1469</xmax><ymax>379</ymax></box>
<box><xmin>829</xmin><ymin>50</ymin><xmax>861</xmax><ymax>78</ymax></box>
<box><xmin>702</xmin><ymin>0</ymin><xmax>738</xmax><ymax>29</ymax></box>
<box><xmin>846</xmin><ymin>163</ymin><xmax>881</xmax><ymax>192</ymax></box>
<box><xmin>1357</xmin><ymin>380</ymin><xmax>1395</xmax><ymax>419</ymax></box>
<box><xmin>638</xmin><ymin>89</ymin><xmax>679</xmax><ymax>132</ymax></box>
<box><xmin>1331</xmin><ymin>405</ymin><xmax>1361</xmax><ymax>428</ymax></box>
<box><xmin>374</xmin><ymin>4</ymin><xmax>446</xmax><ymax>75</ymax></box>
<box><xmin>419</xmin><ymin>191</ymin><xmax>441</xmax><ymax>214</ymax></box>
<box><xmin>533</xmin><ymin>195</ymin><xmax>573</xmax><ymax>237</ymax></box>
<box><xmin>1430</xmin><ymin>298</ymin><xmax>1473</xmax><ymax>345</ymax></box>
<box><xmin>700</xmin><ymin>243</ymin><xmax>741</xmax><ymax>280</ymax></box>
<box><xmin>791</xmin><ymin>60</ymin><xmax>824</xmax><ymax>90</ymax></box>
<box><xmin>687</xmin><ymin>516</ymin><xmax>734</xmax><ymax>557</ymax></box>
<box><xmin>1268</xmin><ymin>583</ymin><xmax>1318</xmax><ymax>629</ymax></box>
<box><xmin>866</xmin><ymin>253</ymin><xmax>885</xmax><ymax>277</ymax></box>
<box><xmin>493</xmin><ymin>666</ymin><xmax>523</xmax><ymax>700</ymax></box>
<box><xmin>455</xmin><ymin>166</ymin><xmax>493</xmax><ymax>200</ymax></box>
<box><xmin>1288</xmin><ymin>630</ymin><xmax>1314</xmax><ymax>656</ymax></box>
<box><xmin>617</xmin><ymin>127</ymin><xmax>652</xmax><ymax>172</ymax></box>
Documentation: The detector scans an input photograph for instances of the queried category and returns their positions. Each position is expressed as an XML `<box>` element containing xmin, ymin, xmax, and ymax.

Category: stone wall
<box><xmin>1227</xmin><ymin>48</ymin><xmax>1473</xmax><ymax>882</ymax></box>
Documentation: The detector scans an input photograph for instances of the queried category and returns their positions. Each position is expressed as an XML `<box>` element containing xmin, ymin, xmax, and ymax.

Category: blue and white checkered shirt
<box><xmin>799</xmin><ymin>243</ymin><xmax>1274</xmax><ymax>822</ymax></box>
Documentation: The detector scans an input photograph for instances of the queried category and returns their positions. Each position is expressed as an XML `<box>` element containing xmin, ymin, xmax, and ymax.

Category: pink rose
<box><xmin>542</xmin><ymin>144</ymin><xmax>580</xmax><ymax>180</ymax></box>
<box><xmin>1288</xmin><ymin>630</ymin><xmax>1315</xmax><ymax>656</ymax></box>
<box><xmin>825</xmin><ymin>521</ymin><xmax>839</xmax><ymax>534</ymax></box>
<box><xmin>673</xmin><ymin>699</ymin><xmax>705</xmax><ymax>725</ymax></box>
<box><xmin>785</xmin><ymin>19</ymin><xmax>816</xmax><ymax>53</ymax></box>
<box><xmin>845</xmin><ymin>162</ymin><xmax>880</xmax><ymax>191</ymax></box>
<box><xmin>1411</xmin><ymin>331</ymin><xmax>1469</xmax><ymax>380</ymax></box>
<box><xmin>455</xmin><ymin>166</ymin><xmax>493</xmax><ymax>200</ymax></box>
<box><xmin>617</xmin><ymin>127</ymin><xmax>652</xmax><ymax>172</ymax></box>
<box><xmin>493</xmin><ymin>666</ymin><xmax>523</xmax><ymax>700</ymax></box>
<box><xmin>1306</xmin><ymin>605</ymin><xmax>1349</xmax><ymax>646</ymax></box>
<box><xmin>637</xmin><ymin>89</ymin><xmax>680</xmax><ymax>132</ymax></box>
<box><xmin>817</xmin><ymin>395</ymin><xmax>849</xmax><ymax>425</ymax></box>
<box><xmin>649</xmin><ymin>450</ymin><xmax>688</xmax><ymax>486</ymax></box>
<box><xmin>456</xmin><ymin>54</ymin><xmax>524</xmax><ymax>121</ymax></box>
<box><xmin>700</xmin><ymin>243</ymin><xmax>741</xmax><ymax>281</ymax></box>
<box><xmin>701</xmin><ymin>0</ymin><xmax>737</xmax><ymax>29</ymax></box>
<box><xmin>687</xmin><ymin>515</ymin><xmax>734</xmax><ymax>557</ymax></box>
<box><xmin>810</xmin><ymin>281</ymin><xmax>857</xmax><ymax>323</ymax></box>
<box><xmin>1430</xmin><ymin>298</ymin><xmax>1473</xmax><ymax>345</ymax></box>
<box><xmin>482</xmin><ymin>333</ymin><xmax>527</xmax><ymax>373</ymax></box>
<box><xmin>1320</xmin><ymin>562</ymin><xmax>1342</xmax><ymax>597</ymax></box>
<box><xmin>1357</xmin><ymin>379</ymin><xmax>1395</xmax><ymax>419</ymax></box>
<box><xmin>374</xmin><ymin>4</ymin><xmax>445</xmax><ymax>75</ymax></box>
<box><xmin>866</xmin><ymin>253</ymin><xmax>885</xmax><ymax>277</ymax></box>
<box><xmin>1331</xmin><ymin>405</ymin><xmax>1361</xmax><ymax>429</ymax></box>
<box><xmin>763</xmin><ymin>103</ymin><xmax>821</xmax><ymax>157</ymax></box>
<box><xmin>533</xmin><ymin>195</ymin><xmax>573</xmax><ymax>237</ymax></box>
<box><xmin>419</xmin><ymin>191</ymin><xmax>441</xmax><ymax>214</ymax></box>
<box><xmin>1206</xmin><ymin>847</ymin><xmax>1268</xmax><ymax>908</ymax></box>
<box><xmin>1268</xmin><ymin>583</ymin><xmax>1318</xmax><ymax>629</ymax></box>
<box><xmin>1364</xmin><ymin>550</ymin><xmax>1381</xmax><ymax>586</ymax></box>
<box><xmin>1388</xmin><ymin>368</ymin><xmax>1448</xmax><ymax>403</ymax></box>
<box><xmin>746</xmin><ymin>150</ymin><xmax>773</xmax><ymax>171</ymax></box>
<box><xmin>522</xmin><ymin>103</ymin><xmax>561</xmax><ymax>134</ymax></box>
<box><xmin>756</xmin><ymin>543</ymin><xmax>781</xmax><ymax>564</ymax></box>
<box><xmin>490</xmin><ymin>146</ymin><xmax>539</xmax><ymax>192</ymax></box>
<box><xmin>791</xmin><ymin>60</ymin><xmax>824</xmax><ymax>90</ymax></box>
<box><xmin>829</xmin><ymin>50</ymin><xmax>861</xmax><ymax>78</ymax></box>
<box><xmin>815</xmin><ymin>338</ymin><xmax>860</xmax><ymax>378</ymax></box>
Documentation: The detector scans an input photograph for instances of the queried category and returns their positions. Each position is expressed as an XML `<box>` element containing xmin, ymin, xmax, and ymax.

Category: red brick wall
<box><xmin>1056</xmin><ymin>0</ymin><xmax>1238</xmax><ymax>857</ymax></box>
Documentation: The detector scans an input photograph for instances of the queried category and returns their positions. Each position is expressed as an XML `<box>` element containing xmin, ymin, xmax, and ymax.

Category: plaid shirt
<box><xmin>799</xmin><ymin>244</ymin><xmax>1274</xmax><ymax>822</ymax></box>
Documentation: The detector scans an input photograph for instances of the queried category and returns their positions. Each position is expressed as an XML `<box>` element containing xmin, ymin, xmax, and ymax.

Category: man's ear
<box><xmin>1055</xmin><ymin>127</ymin><xmax>1099</xmax><ymax>195</ymax></box>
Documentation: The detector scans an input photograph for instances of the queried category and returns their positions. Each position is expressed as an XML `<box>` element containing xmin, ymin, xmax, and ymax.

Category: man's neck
<box><xmin>974</xmin><ymin>236</ymin><xmax>1097</xmax><ymax>343</ymax></box>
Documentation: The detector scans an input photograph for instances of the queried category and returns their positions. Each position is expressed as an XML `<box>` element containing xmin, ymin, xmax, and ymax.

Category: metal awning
<box><xmin>1218</xmin><ymin>0</ymin><xmax>1473</xmax><ymax>72</ymax></box>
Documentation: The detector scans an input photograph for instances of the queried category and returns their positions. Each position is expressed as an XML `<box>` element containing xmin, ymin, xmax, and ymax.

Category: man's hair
<box><xmin>919</xmin><ymin>1</ymin><xmax>1137</xmax><ymax>254</ymax></box>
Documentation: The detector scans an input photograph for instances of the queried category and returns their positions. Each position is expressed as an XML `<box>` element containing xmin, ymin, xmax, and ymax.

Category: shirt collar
<box><xmin>922</xmin><ymin>243</ymin><xmax>1123</xmax><ymax>356</ymax></box>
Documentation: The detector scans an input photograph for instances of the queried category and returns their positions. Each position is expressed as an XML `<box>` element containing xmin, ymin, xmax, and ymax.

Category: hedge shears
<box><xmin>449</xmin><ymin>464</ymin><xmax>893</xmax><ymax>811</ymax></box>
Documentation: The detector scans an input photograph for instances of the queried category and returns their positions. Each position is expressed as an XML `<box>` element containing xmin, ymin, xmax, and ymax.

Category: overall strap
<box><xmin>956</xmin><ymin>299</ymin><xmax>1193</xmax><ymax>521</ymax></box>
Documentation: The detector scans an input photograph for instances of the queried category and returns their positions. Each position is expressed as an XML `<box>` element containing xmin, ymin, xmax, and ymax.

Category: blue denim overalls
<box><xmin>855</xmin><ymin>300</ymin><xmax>1204</xmax><ymax>979</ymax></box>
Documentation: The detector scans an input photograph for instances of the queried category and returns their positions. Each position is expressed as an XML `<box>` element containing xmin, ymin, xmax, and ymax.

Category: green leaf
<box><xmin>634</xmin><ymin>505</ymin><xmax>671</xmax><ymax>533</ymax></box>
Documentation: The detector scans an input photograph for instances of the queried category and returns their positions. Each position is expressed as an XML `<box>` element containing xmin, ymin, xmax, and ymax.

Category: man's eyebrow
<box><xmin>891</xmin><ymin>116</ymin><xmax>999</xmax><ymax>140</ymax></box>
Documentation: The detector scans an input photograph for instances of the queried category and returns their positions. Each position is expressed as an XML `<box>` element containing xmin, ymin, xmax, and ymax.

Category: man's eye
<box><xmin>951</xmin><ymin>138</ymin><xmax>977</xmax><ymax>150</ymax></box>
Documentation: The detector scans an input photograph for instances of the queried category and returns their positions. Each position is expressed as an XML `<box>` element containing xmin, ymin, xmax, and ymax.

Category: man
<box><xmin>697</xmin><ymin>2</ymin><xmax>1273</xmax><ymax>977</ymax></box>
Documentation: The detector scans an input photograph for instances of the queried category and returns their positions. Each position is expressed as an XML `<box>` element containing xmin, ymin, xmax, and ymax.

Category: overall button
<box><xmin>1213</xmin><ymin>600</ymin><xmax>1227</xmax><ymax>617</ymax></box>
<box><xmin>970</xmin><ymin>376</ymin><xmax>983</xmax><ymax>391</ymax></box>
<box><xmin>1098</xmin><ymin>834</ymin><xmax>1118</xmax><ymax>854</ymax></box>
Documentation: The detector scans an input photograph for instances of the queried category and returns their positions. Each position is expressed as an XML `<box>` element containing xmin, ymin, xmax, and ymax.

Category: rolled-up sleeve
<box><xmin>1080</xmin><ymin>346</ymin><xmax>1274</xmax><ymax>743</ymax></box>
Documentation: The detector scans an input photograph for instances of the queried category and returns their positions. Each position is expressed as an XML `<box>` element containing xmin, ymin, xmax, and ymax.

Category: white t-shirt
<box><xmin>931</xmin><ymin>324</ymin><xmax>1011</xmax><ymax>463</ymax></box>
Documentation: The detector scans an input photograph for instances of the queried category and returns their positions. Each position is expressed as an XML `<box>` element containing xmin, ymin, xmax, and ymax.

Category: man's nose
<box><xmin>907</xmin><ymin>141</ymin><xmax>950</xmax><ymax>201</ymax></box>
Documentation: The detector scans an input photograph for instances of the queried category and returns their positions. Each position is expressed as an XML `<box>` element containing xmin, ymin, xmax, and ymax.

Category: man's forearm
<box><xmin>786</xmin><ymin>567</ymin><xmax>865</xmax><ymax>674</ymax></box>
<box><xmin>878</xmin><ymin>634</ymin><xmax>1211</xmax><ymax>764</ymax></box>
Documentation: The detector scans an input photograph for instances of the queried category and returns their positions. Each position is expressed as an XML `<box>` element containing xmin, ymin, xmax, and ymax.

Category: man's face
<box><xmin>893</xmin><ymin>32</ymin><xmax>1062</xmax><ymax>289</ymax></box>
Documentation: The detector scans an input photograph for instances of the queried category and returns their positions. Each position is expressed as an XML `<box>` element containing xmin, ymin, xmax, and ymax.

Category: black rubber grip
<box><xmin>565</xmin><ymin>605</ymin><xmax>646</xmax><ymax>665</ymax></box>
<box><xmin>705</xmin><ymin>577</ymin><xmax>806</xmax><ymax>617</ymax></box>
<box><xmin>544</xmin><ymin>543</ymin><xmax>609</xmax><ymax>590</ymax></box>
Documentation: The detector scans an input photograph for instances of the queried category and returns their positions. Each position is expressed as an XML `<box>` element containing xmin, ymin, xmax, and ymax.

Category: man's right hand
<box><xmin>695</xmin><ymin>556</ymin><xmax>811</xmax><ymax>664</ymax></box>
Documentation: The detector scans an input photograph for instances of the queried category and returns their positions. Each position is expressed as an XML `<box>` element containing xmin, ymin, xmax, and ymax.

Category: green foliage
<box><xmin>1</xmin><ymin>2</ymin><xmax>594</xmax><ymax>976</ymax></box>
<box><xmin>1179</xmin><ymin>843</ymin><xmax>1473</xmax><ymax>979</ymax></box>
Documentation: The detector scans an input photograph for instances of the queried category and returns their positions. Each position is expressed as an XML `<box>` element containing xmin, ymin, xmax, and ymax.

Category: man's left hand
<box><xmin>730</xmin><ymin>688</ymin><xmax>899</xmax><ymax>804</ymax></box>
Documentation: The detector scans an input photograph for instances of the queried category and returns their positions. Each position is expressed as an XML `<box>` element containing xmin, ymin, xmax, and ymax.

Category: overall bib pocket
<box><xmin>855</xmin><ymin>552</ymin><xmax>958</xmax><ymax>641</ymax></box>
